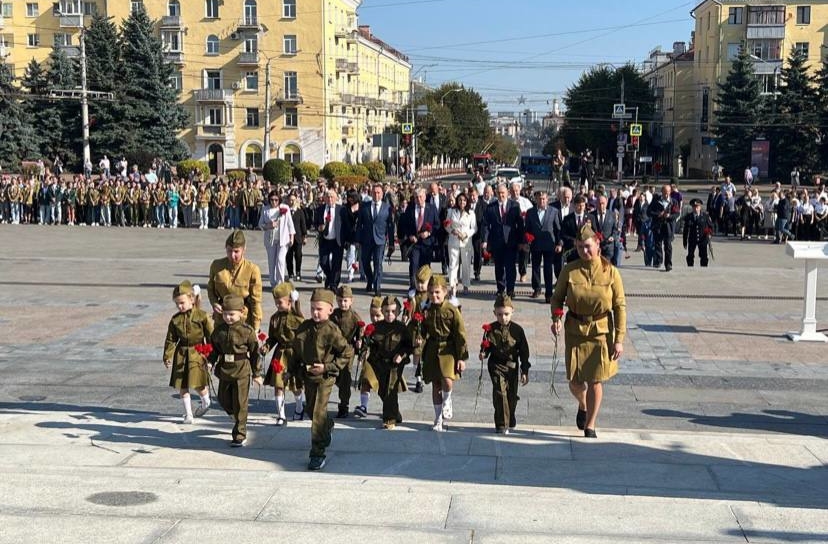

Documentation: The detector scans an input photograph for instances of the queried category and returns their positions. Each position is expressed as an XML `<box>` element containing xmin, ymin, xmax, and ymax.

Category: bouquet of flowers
<box><xmin>475</xmin><ymin>323</ymin><xmax>493</xmax><ymax>411</ymax></box>
<box><xmin>524</xmin><ymin>232</ymin><xmax>535</xmax><ymax>244</ymax></box>
<box><xmin>354</xmin><ymin>322</ymin><xmax>375</xmax><ymax>388</ymax></box>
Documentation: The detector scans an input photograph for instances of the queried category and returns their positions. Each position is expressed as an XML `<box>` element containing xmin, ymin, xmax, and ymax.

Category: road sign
<box><xmin>612</xmin><ymin>103</ymin><xmax>626</xmax><ymax>118</ymax></box>
<box><xmin>616</xmin><ymin>152</ymin><xmax>625</xmax><ymax>158</ymax></box>
<box><xmin>617</xmin><ymin>133</ymin><xmax>628</xmax><ymax>145</ymax></box>
<box><xmin>401</xmin><ymin>123</ymin><xmax>413</xmax><ymax>134</ymax></box>
<box><xmin>616</xmin><ymin>145</ymin><xmax>625</xmax><ymax>153</ymax></box>
<box><xmin>639</xmin><ymin>156</ymin><xmax>653</xmax><ymax>163</ymax></box>
<box><xmin>629</xmin><ymin>123</ymin><xmax>642</xmax><ymax>137</ymax></box>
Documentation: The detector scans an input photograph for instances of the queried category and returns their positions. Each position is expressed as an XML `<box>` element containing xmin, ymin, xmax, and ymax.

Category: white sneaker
<box><xmin>442</xmin><ymin>399</ymin><xmax>453</xmax><ymax>420</ymax></box>
<box><xmin>432</xmin><ymin>421</ymin><xmax>445</xmax><ymax>432</ymax></box>
<box><xmin>182</xmin><ymin>415</ymin><xmax>194</xmax><ymax>424</ymax></box>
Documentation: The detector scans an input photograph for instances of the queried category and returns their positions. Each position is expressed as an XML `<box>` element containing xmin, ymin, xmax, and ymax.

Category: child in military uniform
<box><xmin>364</xmin><ymin>297</ymin><xmax>413</xmax><ymax>429</ymax></box>
<box><xmin>480</xmin><ymin>294</ymin><xmax>530</xmax><ymax>434</ymax></box>
<box><xmin>261</xmin><ymin>282</ymin><xmax>304</xmax><ymax>426</ymax></box>
<box><xmin>420</xmin><ymin>275</ymin><xmax>469</xmax><ymax>432</ymax></box>
<box><xmin>287</xmin><ymin>289</ymin><xmax>354</xmax><ymax>470</ymax></box>
<box><xmin>354</xmin><ymin>296</ymin><xmax>384</xmax><ymax>418</ymax></box>
<box><xmin>163</xmin><ymin>281</ymin><xmax>214</xmax><ymax>424</ymax></box>
<box><xmin>406</xmin><ymin>265</ymin><xmax>433</xmax><ymax>394</ymax></box>
<box><xmin>331</xmin><ymin>286</ymin><xmax>364</xmax><ymax>418</ymax></box>
<box><xmin>208</xmin><ymin>294</ymin><xmax>262</xmax><ymax>447</ymax></box>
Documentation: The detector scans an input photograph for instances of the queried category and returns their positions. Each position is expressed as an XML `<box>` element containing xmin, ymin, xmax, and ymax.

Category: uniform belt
<box><xmin>567</xmin><ymin>311</ymin><xmax>609</xmax><ymax>323</ymax></box>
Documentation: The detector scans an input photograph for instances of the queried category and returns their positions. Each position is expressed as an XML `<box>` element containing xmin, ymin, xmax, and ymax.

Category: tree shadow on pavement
<box><xmin>642</xmin><ymin>408</ymin><xmax>828</xmax><ymax>438</ymax></box>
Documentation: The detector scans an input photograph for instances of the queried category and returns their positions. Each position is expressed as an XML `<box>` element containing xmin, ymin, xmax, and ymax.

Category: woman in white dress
<box><xmin>259</xmin><ymin>191</ymin><xmax>295</xmax><ymax>289</ymax></box>
<box><xmin>446</xmin><ymin>192</ymin><xmax>476</xmax><ymax>297</ymax></box>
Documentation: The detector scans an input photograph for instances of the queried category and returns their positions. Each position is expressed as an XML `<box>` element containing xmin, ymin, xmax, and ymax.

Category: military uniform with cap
<box><xmin>164</xmin><ymin>281</ymin><xmax>214</xmax><ymax>391</ymax></box>
<box><xmin>331</xmin><ymin>285</ymin><xmax>364</xmax><ymax>417</ymax></box>
<box><xmin>480</xmin><ymin>294</ymin><xmax>530</xmax><ymax>433</ymax></box>
<box><xmin>421</xmin><ymin>275</ymin><xmax>469</xmax><ymax>384</ymax></box>
<box><xmin>682</xmin><ymin>198</ymin><xmax>714</xmax><ymax>267</ymax></box>
<box><xmin>287</xmin><ymin>289</ymin><xmax>354</xmax><ymax>467</ymax></box>
<box><xmin>364</xmin><ymin>297</ymin><xmax>413</xmax><ymax>428</ymax></box>
<box><xmin>263</xmin><ymin>282</ymin><xmax>305</xmax><ymax>390</ymax></box>
<box><xmin>208</xmin><ymin>230</ymin><xmax>264</xmax><ymax>331</ymax></box>
<box><xmin>407</xmin><ymin>265</ymin><xmax>432</xmax><ymax>392</ymax></box>
<box><xmin>209</xmin><ymin>294</ymin><xmax>262</xmax><ymax>445</ymax></box>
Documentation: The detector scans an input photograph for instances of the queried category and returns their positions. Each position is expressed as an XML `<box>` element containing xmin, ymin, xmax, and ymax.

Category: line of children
<box><xmin>261</xmin><ymin>281</ymin><xmax>305</xmax><ymax>426</ymax></box>
<box><xmin>331</xmin><ymin>286</ymin><xmax>364</xmax><ymax>418</ymax></box>
<box><xmin>163</xmin><ymin>281</ymin><xmax>214</xmax><ymax>424</ymax></box>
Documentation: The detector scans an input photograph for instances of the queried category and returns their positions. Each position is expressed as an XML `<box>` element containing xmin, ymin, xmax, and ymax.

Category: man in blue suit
<box><xmin>357</xmin><ymin>184</ymin><xmax>395</xmax><ymax>295</ymax></box>
<box><xmin>482</xmin><ymin>183</ymin><xmax>524</xmax><ymax>296</ymax></box>
<box><xmin>314</xmin><ymin>189</ymin><xmax>344</xmax><ymax>291</ymax></box>
<box><xmin>525</xmin><ymin>191</ymin><xmax>561</xmax><ymax>302</ymax></box>
<box><xmin>399</xmin><ymin>187</ymin><xmax>440</xmax><ymax>290</ymax></box>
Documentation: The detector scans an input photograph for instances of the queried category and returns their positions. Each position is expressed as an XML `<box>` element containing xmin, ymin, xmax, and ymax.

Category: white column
<box><xmin>788</xmin><ymin>259</ymin><xmax>828</xmax><ymax>342</ymax></box>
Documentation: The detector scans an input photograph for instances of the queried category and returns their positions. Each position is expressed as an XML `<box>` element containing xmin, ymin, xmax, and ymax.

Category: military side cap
<box><xmin>223</xmin><ymin>294</ymin><xmax>245</xmax><ymax>311</ymax></box>
<box><xmin>415</xmin><ymin>264</ymin><xmax>433</xmax><ymax>283</ymax></box>
<box><xmin>225</xmin><ymin>230</ymin><xmax>246</xmax><ymax>248</ymax></box>
<box><xmin>690</xmin><ymin>198</ymin><xmax>703</xmax><ymax>206</ymax></box>
<box><xmin>173</xmin><ymin>280</ymin><xmax>194</xmax><ymax>298</ymax></box>
<box><xmin>576</xmin><ymin>223</ymin><xmax>597</xmax><ymax>242</ymax></box>
<box><xmin>494</xmin><ymin>293</ymin><xmax>514</xmax><ymax>309</ymax></box>
<box><xmin>370</xmin><ymin>296</ymin><xmax>383</xmax><ymax>309</ymax></box>
<box><xmin>336</xmin><ymin>285</ymin><xmax>353</xmax><ymax>298</ymax></box>
<box><xmin>272</xmin><ymin>281</ymin><xmax>293</xmax><ymax>299</ymax></box>
<box><xmin>382</xmin><ymin>296</ymin><xmax>400</xmax><ymax>310</ymax></box>
<box><xmin>428</xmin><ymin>274</ymin><xmax>448</xmax><ymax>289</ymax></box>
<box><xmin>310</xmin><ymin>288</ymin><xmax>335</xmax><ymax>306</ymax></box>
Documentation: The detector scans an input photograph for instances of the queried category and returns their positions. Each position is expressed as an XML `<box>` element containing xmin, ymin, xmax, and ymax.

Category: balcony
<box><xmin>237</xmin><ymin>51</ymin><xmax>259</xmax><ymax>65</ymax></box>
<box><xmin>654</xmin><ymin>87</ymin><xmax>664</xmax><ymax>98</ymax></box>
<box><xmin>164</xmin><ymin>51</ymin><xmax>185</xmax><ymax>65</ymax></box>
<box><xmin>746</xmin><ymin>25</ymin><xmax>785</xmax><ymax>39</ymax></box>
<box><xmin>196</xmin><ymin>124</ymin><xmax>231</xmax><ymax>140</ymax></box>
<box><xmin>276</xmin><ymin>91</ymin><xmax>303</xmax><ymax>106</ymax></box>
<box><xmin>237</xmin><ymin>16</ymin><xmax>262</xmax><ymax>31</ymax></box>
<box><xmin>340</xmin><ymin>93</ymin><xmax>354</xmax><ymax>105</ymax></box>
<box><xmin>341</xmin><ymin>126</ymin><xmax>353</xmax><ymax>137</ymax></box>
<box><xmin>59</xmin><ymin>14</ymin><xmax>84</xmax><ymax>28</ymax></box>
<box><xmin>59</xmin><ymin>45</ymin><xmax>81</xmax><ymax>58</ymax></box>
<box><xmin>194</xmin><ymin>88</ymin><xmax>234</xmax><ymax>102</ymax></box>
<box><xmin>0</xmin><ymin>15</ymin><xmax>4</xmax><ymax>29</ymax></box>
<box><xmin>160</xmin><ymin>15</ymin><xmax>183</xmax><ymax>28</ymax></box>
<box><xmin>335</xmin><ymin>26</ymin><xmax>354</xmax><ymax>38</ymax></box>
<box><xmin>752</xmin><ymin>59</ymin><xmax>782</xmax><ymax>75</ymax></box>
<box><xmin>335</xmin><ymin>59</ymin><xmax>359</xmax><ymax>74</ymax></box>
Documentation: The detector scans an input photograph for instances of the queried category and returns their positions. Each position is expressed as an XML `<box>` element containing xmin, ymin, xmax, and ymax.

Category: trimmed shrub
<box><xmin>294</xmin><ymin>161</ymin><xmax>320</xmax><ymax>182</ymax></box>
<box><xmin>350</xmin><ymin>164</ymin><xmax>370</xmax><ymax>177</ymax></box>
<box><xmin>263</xmin><ymin>158</ymin><xmax>294</xmax><ymax>185</ymax></box>
<box><xmin>333</xmin><ymin>175</ymin><xmax>370</xmax><ymax>189</ymax></box>
<box><xmin>321</xmin><ymin>161</ymin><xmax>351</xmax><ymax>181</ymax></box>
<box><xmin>364</xmin><ymin>161</ymin><xmax>386</xmax><ymax>183</ymax></box>
<box><xmin>176</xmin><ymin>159</ymin><xmax>209</xmax><ymax>180</ymax></box>
<box><xmin>225</xmin><ymin>168</ymin><xmax>247</xmax><ymax>183</ymax></box>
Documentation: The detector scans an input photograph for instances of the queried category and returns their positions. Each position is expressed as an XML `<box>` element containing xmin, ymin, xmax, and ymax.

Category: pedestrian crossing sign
<box><xmin>402</xmin><ymin>123</ymin><xmax>413</xmax><ymax>134</ymax></box>
<box><xmin>630</xmin><ymin>123</ymin><xmax>642</xmax><ymax>137</ymax></box>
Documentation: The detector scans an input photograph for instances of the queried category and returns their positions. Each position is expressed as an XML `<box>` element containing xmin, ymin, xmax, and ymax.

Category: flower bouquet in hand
<box><xmin>354</xmin><ymin>322</ymin><xmax>375</xmax><ymax>388</ymax></box>
<box><xmin>549</xmin><ymin>308</ymin><xmax>564</xmax><ymax>397</ymax></box>
<box><xmin>475</xmin><ymin>323</ymin><xmax>493</xmax><ymax>411</ymax></box>
<box><xmin>194</xmin><ymin>343</ymin><xmax>213</xmax><ymax>370</ymax></box>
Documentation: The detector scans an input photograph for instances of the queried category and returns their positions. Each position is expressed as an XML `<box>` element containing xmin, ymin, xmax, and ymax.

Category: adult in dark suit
<box><xmin>357</xmin><ymin>184</ymin><xmax>395</xmax><ymax>295</ymax></box>
<box><xmin>525</xmin><ymin>191</ymin><xmax>561</xmax><ymax>301</ymax></box>
<box><xmin>427</xmin><ymin>182</ymin><xmax>449</xmax><ymax>274</ymax></box>
<box><xmin>558</xmin><ymin>195</ymin><xmax>595</xmax><ymax>265</ymax></box>
<box><xmin>399</xmin><ymin>188</ymin><xmax>440</xmax><ymax>289</ymax></box>
<box><xmin>648</xmin><ymin>184</ymin><xmax>680</xmax><ymax>271</ymax></box>
<box><xmin>590</xmin><ymin>195</ymin><xmax>619</xmax><ymax>261</ymax></box>
<box><xmin>286</xmin><ymin>193</ymin><xmax>307</xmax><ymax>280</ymax></box>
<box><xmin>551</xmin><ymin>186</ymin><xmax>573</xmax><ymax>278</ymax></box>
<box><xmin>314</xmin><ymin>189</ymin><xmax>344</xmax><ymax>291</ymax></box>
<box><xmin>482</xmin><ymin>183</ymin><xmax>524</xmax><ymax>296</ymax></box>
<box><xmin>682</xmin><ymin>198</ymin><xmax>714</xmax><ymax>267</ymax></box>
<box><xmin>470</xmin><ymin>187</ymin><xmax>486</xmax><ymax>281</ymax></box>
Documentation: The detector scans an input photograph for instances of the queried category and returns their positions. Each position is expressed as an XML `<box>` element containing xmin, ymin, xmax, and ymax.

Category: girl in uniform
<box><xmin>261</xmin><ymin>282</ymin><xmax>304</xmax><ymax>426</ymax></box>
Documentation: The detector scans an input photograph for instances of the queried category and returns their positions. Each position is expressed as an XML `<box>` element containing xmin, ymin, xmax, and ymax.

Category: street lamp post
<box><xmin>408</xmin><ymin>64</ymin><xmax>435</xmax><ymax>177</ymax></box>
<box><xmin>439</xmin><ymin>87</ymin><xmax>462</xmax><ymax>106</ymax></box>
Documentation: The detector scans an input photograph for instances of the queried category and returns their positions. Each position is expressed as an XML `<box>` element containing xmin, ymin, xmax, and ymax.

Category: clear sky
<box><xmin>358</xmin><ymin>0</ymin><xmax>697</xmax><ymax>113</ymax></box>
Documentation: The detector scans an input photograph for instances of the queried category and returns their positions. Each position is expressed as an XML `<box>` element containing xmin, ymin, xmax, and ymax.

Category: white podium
<box><xmin>785</xmin><ymin>242</ymin><xmax>828</xmax><ymax>342</ymax></box>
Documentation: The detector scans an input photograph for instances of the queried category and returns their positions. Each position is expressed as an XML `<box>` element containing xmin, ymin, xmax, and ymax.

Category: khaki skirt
<box><xmin>564</xmin><ymin>317</ymin><xmax>618</xmax><ymax>383</ymax></box>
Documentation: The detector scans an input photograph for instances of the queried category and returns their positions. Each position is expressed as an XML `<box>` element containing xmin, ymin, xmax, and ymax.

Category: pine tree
<box><xmin>19</xmin><ymin>59</ymin><xmax>49</xmax><ymax>155</ymax></box>
<box><xmin>714</xmin><ymin>44</ymin><xmax>762</xmax><ymax>179</ymax></box>
<box><xmin>772</xmin><ymin>47</ymin><xmax>819</xmax><ymax>178</ymax></box>
<box><xmin>0</xmin><ymin>60</ymin><xmax>40</xmax><ymax>170</ymax></box>
<box><xmin>119</xmin><ymin>4</ymin><xmax>189</xmax><ymax>163</ymax></box>
<box><xmin>813</xmin><ymin>58</ymin><xmax>828</xmax><ymax>171</ymax></box>
<box><xmin>41</xmin><ymin>47</ymin><xmax>82</xmax><ymax>167</ymax></box>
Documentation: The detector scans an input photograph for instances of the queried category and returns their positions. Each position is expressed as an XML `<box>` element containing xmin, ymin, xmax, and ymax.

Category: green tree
<box><xmin>771</xmin><ymin>47</ymin><xmax>820</xmax><ymax>178</ymax></box>
<box><xmin>815</xmin><ymin>58</ymin><xmax>828</xmax><ymax>170</ymax></box>
<box><xmin>714</xmin><ymin>45</ymin><xmax>762</xmax><ymax>179</ymax></box>
<box><xmin>19</xmin><ymin>59</ymin><xmax>49</xmax><ymax>155</ymax></box>
<box><xmin>118</xmin><ymin>4</ymin><xmax>189</xmax><ymax>162</ymax></box>
<box><xmin>488</xmin><ymin>134</ymin><xmax>519</xmax><ymax>165</ymax></box>
<box><xmin>0</xmin><ymin>60</ymin><xmax>40</xmax><ymax>170</ymax></box>
<box><xmin>263</xmin><ymin>158</ymin><xmax>294</xmax><ymax>184</ymax></box>
<box><xmin>42</xmin><ymin>47</ymin><xmax>82</xmax><ymax>167</ymax></box>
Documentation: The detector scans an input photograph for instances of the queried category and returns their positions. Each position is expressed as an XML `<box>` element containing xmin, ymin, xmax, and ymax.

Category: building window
<box><xmin>284</xmin><ymin>35</ymin><xmax>297</xmax><ymax>55</ymax></box>
<box><xmin>285</xmin><ymin>107</ymin><xmax>298</xmax><ymax>128</ymax></box>
<box><xmin>244</xmin><ymin>36</ymin><xmax>257</xmax><ymax>54</ymax></box>
<box><xmin>26</xmin><ymin>3</ymin><xmax>40</xmax><ymax>17</ymax></box>
<box><xmin>162</xmin><ymin>31</ymin><xmax>181</xmax><ymax>52</ymax></box>
<box><xmin>245</xmin><ymin>144</ymin><xmax>263</xmax><ymax>168</ymax></box>
<box><xmin>54</xmin><ymin>33</ymin><xmax>72</xmax><ymax>47</ymax></box>
<box><xmin>206</xmin><ymin>70</ymin><xmax>221</xmax><ymax>89</ymax></box>
<box><xmin>795</xmin><ymin>42</ymin><xmax>809</xmax><ymax>57</ymax></box>
<box><xmin>726</xmin><ymin>43</ymin><xmax>740</xmax><ymax>61</ymax></box>
<box><xmin>796</xmin><ymin>6</ymin><xmax>811</xmax><ymax>25</ymax></box>
<box><xmin>283</xmin><ymin>0</ymin><xmax>296</xmax><ymax>19</ymax></box>
<box><xmin>244</xmin><ymin>0</ymin><xmax>257</xmax><ymax>26</ymax></box>
<box><xmin>168</xmin><ymin>0</ymin><xmax>180</xmax><ymax>16</ymax></box>
<box><xmin>757</xmin><ymin>73</ymin><xmax>778</xmax><ymax>95</ymax></box>
<box><xmin>284</xmin><ymin>143</ymin><xmax>301</xmax><ymax>163</ymax></box>
<box><xmin>245</xmin><ymin>71</ymin><xmax>258</xmax><ymax>90</ymax></box>
<box><xmin>206</xmin><ymin>35</ymin><xmax>219</xmax><ymax>55</ymax></box>
<box><xmin>727</xmin><ymin>7</ymin><xmax>743</xmax><ymax>24</ymax></box>
<box><xmin>2</xmin><ymin>3</ymin><xmax>12</xmax><ymax>17</ymax></box>
<box><xmin>206</xmin><ymin>0</ymin><xmax>219</xmax><ymax>19</ymax></box>
<box><xmin>207</xmin><ymin>107</ymin><xmax>223</xmax><ymax>126</ymax></box>
<box><xmin>27</xmin><ymin>34</ymin><xmax>40</xmax><ymax>47</ymax></box>
<box><xmin>169</xmin><ymin>71</ymin><xmax>182</xmax><ymax>90</ymax></box>
<box><xmin>749</xmin><ymin>39</ymin><xmax>782</xmax><ymax>61</ymax></box>
<box><xmin>747</xmin><ymin>5</ymin><xmax>785</xmax><ymax>25</ymax></box>
<box><xmin>59</xmin><ymin>0</ymin><xmax>82</xmax><ymax>15</ymax></box>
<box><xmin>284</xmin><ymin>71</ymin><xmax>298</xmax><ymax>98</ymax></box>
<box><xmin>131</xmin><ymin>1</ymin><xmax>143</xmax><ymax>14</ymax></box>
<box><xmin>246</xmin><ymin>108</ymin><xmax>260</xmax><ymax>127</ymax></box>
<box><xmin>83</xmin><ymin>1</ymin><xmax>97</xmax><ymax>15</ymax></box>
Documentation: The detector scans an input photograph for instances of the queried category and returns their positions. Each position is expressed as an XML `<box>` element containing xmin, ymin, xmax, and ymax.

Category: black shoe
<box><xmin>665</xmin><ymin>266</ymin><xmax>672</xmax><ymax>272</ymax></box>
<box><xmin>307</xmin><ymin>456</ymin><xmax>327</xmax><ymax>471</ymax></box>
<box><xmin>336</xmin><ymin>406</ymin><xmax>349</xmax><ymax>418</ymax></box>
<box><xmin>293</xmin><ymin>408</ymin><xmax>305</xmax><ymax>421</ymax></box>
<box><xmin>414</xmin><ymin>381</ymin><xmax>423</xmax><ymax>393</ymax></box>
<box><xmin>576</xmin><ymin>409</ymin><xmax>587</xmax><ymax>430</ymax></box>
<box><xmin>584</xmin><ymin>428</ymin><xmax>597</xmax><ymax>438</ymax></box>
<box><xmin>530</xmin><ymin>290</ymin><xmax>540</xmax><ymax>299</ymax></box>
<box><xmin>507</xmin><ymin>291</ymin><xmax>516</xmax><ymax>298</ymax></box>
<box><xmin>230</xmin><ymin>438</ymin><xmax>247</xmax><ymax>447</ymax></box>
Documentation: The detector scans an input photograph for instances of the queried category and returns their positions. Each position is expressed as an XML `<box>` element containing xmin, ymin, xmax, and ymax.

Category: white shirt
<box><xmin>447</xmin><ymin>209</ymin><xmax>476</xmax><ymax>248</ymax></box>
<box><xmin>260</xmin><ymin>205</ymin><xmax>296</xmax><ymax>246</ymax></box>
<box><xmin>324</xmin><ymin>205</ymin><xmax>337</xmax><ymax>240</ymax></box>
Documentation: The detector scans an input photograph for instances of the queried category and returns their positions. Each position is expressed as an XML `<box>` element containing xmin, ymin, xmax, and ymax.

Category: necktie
<box><xmin>500</xmin><ymin>204</ymin><xmax>505</xmax><ymax>219</ymax></box>
<box><xmin>599</xmin><ymin>213</ymin><xmax>604</xmax><ymax>225</ymax></box>
<box><xmin>417</xmin><ymin>207</ymin><xmax>424</xmax><ymax>230</ymax></box>
<box><xmin>372</xmin><ymin>203</ymin><xmax>377</xmax><ymax>219</ymax></box>
<box><xmin>577</xmin><ymin>215</ymin><xmax>583</xmax><ymax>227</ymax></box>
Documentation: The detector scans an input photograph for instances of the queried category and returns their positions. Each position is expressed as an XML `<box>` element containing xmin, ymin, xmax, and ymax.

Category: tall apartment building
<box><xmin>0</xmin><ymin>0</ymin><xmax>411</xmax><ymax>174</ymax></box>
<box><xmin>689</xmin><ymin>0</ymin><xmax>826</xmax><ymax>176</ymax></box>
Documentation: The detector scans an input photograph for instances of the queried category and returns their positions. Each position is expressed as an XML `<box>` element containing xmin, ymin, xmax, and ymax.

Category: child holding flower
<box><xmin>331</xmin><ymin>286</ymin><xmax>364</xmax><ymax>418</ymax></box>
<box><xmin>163</xmin><ymin>281</ymin><xmax>214</xmax><ymax>424</ymax></box>
<box><xmin>261</xmin><ymin>282</ymin><xmax>304</xmax><ymax>426</ymax></box>
<box><xmin>354</xmin><ymin>296</ymin><xmax>384</xmax><ymax>418</ymax></box>
<box><xmin>406</xmin><ymin>265</ymin><xmax>432</xmax><ymax>394</ymax></box>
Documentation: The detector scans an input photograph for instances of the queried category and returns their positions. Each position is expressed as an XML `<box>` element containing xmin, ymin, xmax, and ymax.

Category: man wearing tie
<box><xmin>525</xmin><ymin>191</ymin><xmax>561</xmax><ymax>302</ymax></box>
<box><xmin>315</xmin><ymin>189</ymin><xmax>344</xmax><ymax>291</ymax></box>
<box><xmin>357</xmin><ymin>184</ymin><xmax>395</xmax><ymax>295</ymax></box>
<box><xmin>590</xmin><ymin>195</ymin><xmax>619</xmax><ymax>261</ymax></box>
<box><xmin>399</xmin><ymin>188</ymin><xmax>440</xmax><ymax>289</ymax></box>
<box><xmin>648</xmin><ymin>184</ymin><xmax>679</xmax><ymax>271</ymax></box>
<box><xmin>427</xmin><ymin>182</ymin><xmax>449</xmax><ymax>274</ymax></box>
<box><xmin>551</xmin><ymin>186</ymin><xmax>573</xmax><ymax>278</ymax></box>
<box><xmin>482</xmin><ymin>183</ymin><xmax>524</xmax><ymax>296</ymax></box>
<box><xmin>559</xmin><ymin>195</ymin><xmax>596</xmax><ymax>264</ymax></box>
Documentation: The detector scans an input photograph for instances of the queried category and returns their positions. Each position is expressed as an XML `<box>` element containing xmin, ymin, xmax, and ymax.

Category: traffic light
<box><xmin>631</xmin><ymin>135</ymin><xmax>640</xmax><ymax>148</ymax></box>
<box><xmin>402</xmin><ymin>134</ymin><xmax>411</xmax><ymax>146</ymax></box>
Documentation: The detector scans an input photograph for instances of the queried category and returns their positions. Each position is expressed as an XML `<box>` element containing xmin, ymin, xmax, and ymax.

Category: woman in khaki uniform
<box><xmin>207</xmin><ymin>230</ymin><xmax>264</xmax><ymax>332</ymax></box>
<box><xmin>551</xmin><ymin>224</ymin><xmax>626</xmax><ymax>438</ymax></box>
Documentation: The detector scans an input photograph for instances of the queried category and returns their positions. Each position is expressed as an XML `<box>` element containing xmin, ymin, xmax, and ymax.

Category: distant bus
<box><xmin>471</xmin><ymin>153</ymin><xmax>494</xmax><ymax>174</ymax></box>
<box><xmin>519</xmin><ymin>155</ymin><xmax>552</xmax><ymax>177</ymax></box>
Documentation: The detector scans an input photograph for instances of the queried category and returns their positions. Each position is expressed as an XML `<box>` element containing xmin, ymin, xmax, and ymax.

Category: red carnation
<box><xmin>364</xmin><ymin>324</ymin><xmax>376</xmax><ymax>336</ymax></box>
<box><xmin>553</xmin><ymin>308</ymin><xmax>565</xmax><ymax>319</ymax></box>
<box><xmin>194</xmin><ymin>343</ymin><xmax>213</xmax><ymax>357</ymax></box>
<box><xmin>403</xmin><ymin>299</ymin><xmax>412</xmax><ymax>312</ymax></box>
<box><xmin>594</xmin><ymin>232</ymin><xmax>604</xmax><ymax>243</ymax></box>
<box><xmin>325</xmin><ymin>213</ymin><xmax>331</xmax><ymax>223</ymax></box>
<box><xmin>482</xmin><ymin>323</ymin><xmax>492</xmax><ymax>332</ymax></box>
<box><xmin>482</xmin><ymin>250</ymin><xmax>492</xmax><ymax>260</ymax></box>
<box><xmin>524</xmin><ymin>233</ymin><xmax>535</xmax><ymax>244</ymax></box>
<box><xmin>521</xmin><ymin>211</ymin><xmax>527</xmax><ymax>218</ymax></box>
<box><xmin>279</xmin><ymin>205</ymin><xmax>289</xmax><ymax>215</ymax></box>
<box><xmin>352</xmin><ymin>262</ymin><xmax>360</xmax><ymax>271</ymax></box>
<box><xmin>413</xmin><ymin>312</ymin><xmax>424</xmax><ymax>323</ymax></box>
<box><xmin>271</xmin><ymin>357</ymin><xmax>284</xmax><ymax>374</ymax></box>
<box><xmin>422</xmin><ymin>223</ymin><xmax>432</xmax><ymax>232</ymax></box>
<box><xmin>257</xmin><ymin>331</ymin><xmax>268</xmax><ymax>342</ymax></box>
<box><xmin>481</xmin><ymin>339</ymin><xmax>492</xmax><ymax>350</ymax></box>
<box><xmin>443</xmin><ymin>219</ymin><xmax>451</xmax><ymax>228</ymax></box>
<box><xmin>356</xmin><ymin>320</ymin><xmax>366</xmax><ymax>328</ymax></box>
<box><xmin>703</xmin><ymin>227</ymin><xmax>713</xmax><ymax>236</ymax></box>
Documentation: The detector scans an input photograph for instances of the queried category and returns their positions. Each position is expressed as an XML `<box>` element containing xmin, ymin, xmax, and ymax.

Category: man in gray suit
<box><xmin>315</xmin><ymin>189</ymin><xmax>344</xmax><ymax>291</ymax></box>
<box><xmin>357</xmin><ymin>184</ymin><xmax>395</xmax><ymax>295</ymax></box>
<box><xmin>590</xmin><ymin>195</ymin><xmax>619</xmax><ymax>261</ymax></box>
<box><xmin>525</xmin><ymin>191</ymin><xmax>561</xmax><ymax>302</ymax></box>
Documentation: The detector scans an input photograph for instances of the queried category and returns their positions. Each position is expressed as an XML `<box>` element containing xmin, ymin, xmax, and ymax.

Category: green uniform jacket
<box><xmin>364</xmin><ymin>320</ymin><xmax>413</xmax><ymax>393</ymax></box>
<box><xmin>209</xmin><ymin>320</ymin><xmax>261</xmax><ymax>381</ymax></box>
<box><xmin>263</xmin><ymin>308</ymin><xmax>304</xmax><ymax>387</ymax></box>
<box><xmin>207</xmin><ymin>257</ymin><xmax>263</xmax><ymax>331</ymax></box>
<box><xmin>287</xmin><ymin>320</ymin><xmax>354</xmax><ymax>384</ymax></box>
<box><xmin>422</xmin><ymin>302</ymin><xmax>469</xmax><ymax>382</ymax></box>
<box><xmin>331</xmin><ymin>308</ymin><xmax>363</xmax><ymax>345</ymax></box>
<box><xmin>164</xmin><ymin>307</ymin><xmax>214</xmax><ymax>389</ymax></box>
<box><xmin>481</xmin><ymin>321</ymin><xmax>530</xmax><ymax>375</ymax></box>
<box><xmin>406</xmin><ymin>291</ymin><xmax>429</xmax><ymax>356</ymax></box>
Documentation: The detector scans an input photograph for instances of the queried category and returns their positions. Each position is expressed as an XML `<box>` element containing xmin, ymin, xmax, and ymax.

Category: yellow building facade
<box><xmin>690</xmin><ymin>0</ymin><xmax>828</xmax><ymax>176</ymax></box>
<box><xmin>0</xmin><ymin>0</ymin><xmax>411</xmax><ymax>174</ymax></box>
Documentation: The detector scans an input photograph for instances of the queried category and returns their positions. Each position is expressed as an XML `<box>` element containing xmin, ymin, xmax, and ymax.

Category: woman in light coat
<box><xmin>447</xmin><ymin>192</ymin><xmax>476</xmax><ymax>297</ymax></box>
<box><xmin>259</xmin><ymin>190</ymin><xmax>295</xmax><ymax>289</ymax></box>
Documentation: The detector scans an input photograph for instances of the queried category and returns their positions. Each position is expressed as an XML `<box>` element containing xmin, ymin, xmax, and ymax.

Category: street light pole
<box><xmin>80</xmin><ymin>28</ymin><xmax>90</xmax><ymax>166</ymax></box>
<box><xmin>264</xmin><ymin>57</ymin><xmax>272</xmax><ymax>162</ymax></box>
<box><xmin>408</xmin><ymin>64</ymin><xmax>436</xmax><ymax>179</ymax></box>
